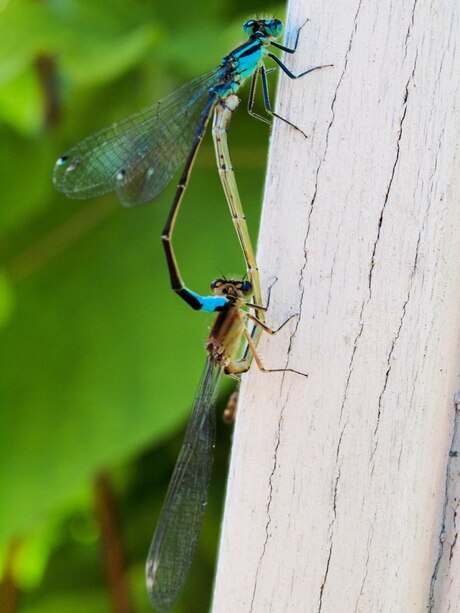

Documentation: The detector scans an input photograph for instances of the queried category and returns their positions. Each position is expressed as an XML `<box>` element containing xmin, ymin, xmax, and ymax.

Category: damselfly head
<box><xmin>211</xmin><ymin>279</ymin><xmax>253</xmax><ymax>302</ymax></box>
<box><xmin>243</xmin><ymin>18</ymin><xmax>283</xmax><ymax>40</ymax></box>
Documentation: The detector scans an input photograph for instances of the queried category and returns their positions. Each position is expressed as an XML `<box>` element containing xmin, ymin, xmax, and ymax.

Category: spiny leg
<box><xmin>258</xmin><ymin>66</ymin><xmax>308</xmax><ymax>136</ymax></box>
<box><xmin>244</xmin><ymin>273</ymin><xmax>279</xmax><ymax>313</ymax></box>
<box><xmin>270</xmin><ymin>17</ymin><xmax>310</xmax><ymax>54</ymax></box>
<box><xmin>226</xmin><ymin>309</ymin><xmax>308</xmax><ymax>376</ymax></box>
<box><xmin>247</xmin><ymin>69</ymin><xmax>271</xmax><ymax>126</ymax></box>
<box><xmin>244</xmin><ymin>311</ymin><xmax>299</xmax><ymax>335</ymax></box>
<box><xmin>241</xmin><ymin>325</ymin><xmax>307</xmax><ymax>377</ymax></box>
<box><xmin>240</xmin><ymin>274</ymin><xmax>279</xmax><ymax>362</ymax></box>
<box><xmin>259</xmin><ymin>63</ymin><xmax>333</xmax><ymax>137</ymax></box>
<box><xmin>259</xmin><ymin>18</ymin><xmax>332</xmax><ymax>135</ymax></box>
<box><xmin>267</xmin><ymin>54</ymin><xmax>333</xmax><ymax>81</ymax></box>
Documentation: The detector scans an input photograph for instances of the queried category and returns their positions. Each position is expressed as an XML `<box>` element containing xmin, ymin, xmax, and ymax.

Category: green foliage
<box><xmin>0</xmin><ymin>0</ymin><xmax>283</xmax><ymax>610</ymax></box>
<box><xmin>0</xmin><ymin>270</ymin><xmax>14</xmax><ymax>325</ymax></box>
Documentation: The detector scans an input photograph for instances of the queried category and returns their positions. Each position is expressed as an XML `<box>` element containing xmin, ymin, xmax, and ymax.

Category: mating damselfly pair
<box><xmin>54</xmin><ymin>16</ymin><xmax>329</xmax><ymax>611</ymax></box>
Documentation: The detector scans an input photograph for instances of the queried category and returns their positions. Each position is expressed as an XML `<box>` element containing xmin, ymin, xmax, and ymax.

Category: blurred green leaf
<box><xmin>0</xmin><ymin>1</ymin><xmax>282</xmax><ymax>610</ymax></box>
<box><xmin>0</xmin><ymin>126</ymin><xmax>55</xmax><ymax>232</ymax></box>
<box><xmin>0</xmin><ymin>0</ymin><xmax>159</xmax><ymax>87</ymax></box>
<box><xmin>62</xmin><ymin>24</ymin><xmax>158</xmax><ymax>88</ymax></box>
<box><xmin>14</xmin><ymin>527</ymin><xmax>60</xmax><ymax>590</ymax></box>
<box><xmin>21</xmin><ymin>589</ymin><xmax>110</xmax><ymax>613</ymax></box>
<box><xmin>0</xmin><ymin>270</ymin><xmax>14</xmax><ymax>326</ymax></box>
<box><xmin>0</xmin><ymin>1</ymin><xmax>49</xmax><ymax>84</ymax></box>
<box><xmin>0</xmin><ymin>66</ymin><xmax>43</xmax><ymax>134</ymax></box>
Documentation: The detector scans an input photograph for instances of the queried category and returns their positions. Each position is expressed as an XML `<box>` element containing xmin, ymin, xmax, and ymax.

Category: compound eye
<box><xmin>267</xmin><ymin>19</ymin><xmax>283</xmax><ymax>37</ymax></box>
<box><xmin>243</xmin><ymin>19</ymin><xmax>255</xmax><ymax>34</ymax></box>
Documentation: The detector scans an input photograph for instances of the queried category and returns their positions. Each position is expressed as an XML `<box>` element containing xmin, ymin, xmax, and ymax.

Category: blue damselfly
<box><xmin>53</xmin><ymin>18</ymin><xmax>330</xmax><ymax>312</ymax></box>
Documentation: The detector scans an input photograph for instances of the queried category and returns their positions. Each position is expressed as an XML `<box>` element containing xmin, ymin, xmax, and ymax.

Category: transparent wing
<box><xmin>53</xmin><ymin>67</ymin><xmax>221</xmax><ymax>207</ymax></box>
<box><xmin>146</xmin><ymin>358</ymin><xmax>222</xmax><ymax>612</ymax></box>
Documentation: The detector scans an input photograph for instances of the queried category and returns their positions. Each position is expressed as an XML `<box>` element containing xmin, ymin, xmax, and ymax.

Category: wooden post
<box><xmin>212</xmin><ymin>1</ymin><xmax>460</xmax><ymax>611</ymax></box>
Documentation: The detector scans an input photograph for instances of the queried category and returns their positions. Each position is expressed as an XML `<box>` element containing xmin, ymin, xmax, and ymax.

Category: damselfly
<box><xmin>53</xmin><ymin>17</ymin><xmax>330</xmax><ymax>313</ymax></box>
<box><xmin>147</xmin><ymin>240</ymin><xmax>307</xmax><ymax>611</ymax></box>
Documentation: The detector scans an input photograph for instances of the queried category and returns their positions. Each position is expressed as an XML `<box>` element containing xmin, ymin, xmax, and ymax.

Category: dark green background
<box><xmin>0</xmin><ymin>1</ymin><xmax>284</xmax><ymax>610</ymax></box>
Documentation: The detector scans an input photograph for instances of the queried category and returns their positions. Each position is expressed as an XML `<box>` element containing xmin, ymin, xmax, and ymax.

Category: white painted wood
<box><xmin>212</xmin><ymin>1</ymin><xmax>460</xmax><ymax>612</ymax></box>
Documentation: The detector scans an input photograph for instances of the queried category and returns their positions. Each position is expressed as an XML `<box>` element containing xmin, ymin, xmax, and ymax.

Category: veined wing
<box><xmin>53</xmin><ymin>67</ymin><xmax>221</xmax><ymax>207</ymax></box>
<box><xmin>146</xmin><ymin>358</ymin><xmax>222</xmax><ymax>612</ymax></box>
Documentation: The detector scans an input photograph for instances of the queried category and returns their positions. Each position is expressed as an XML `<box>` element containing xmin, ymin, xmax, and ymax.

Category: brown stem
<box><xmin>94</xmin><ymin>472</ymin><xmax>134</xmax><ymax>613</ymax></box>
<box><xmin>0</xmin><ymin>540</ymin><xmax>20</xmax><ymax>613</ymax></box>
<box><xmin>35</xmin><ymin>55</ymin><xmax>60</xmax><ymax>129</ymax></box>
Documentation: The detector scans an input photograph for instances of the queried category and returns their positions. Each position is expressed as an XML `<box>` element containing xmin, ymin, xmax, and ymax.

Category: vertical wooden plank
<box><xmin>212</xmin><ymin>1</ymin><xmax>460</xmax><ymax>611</ymax></box>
